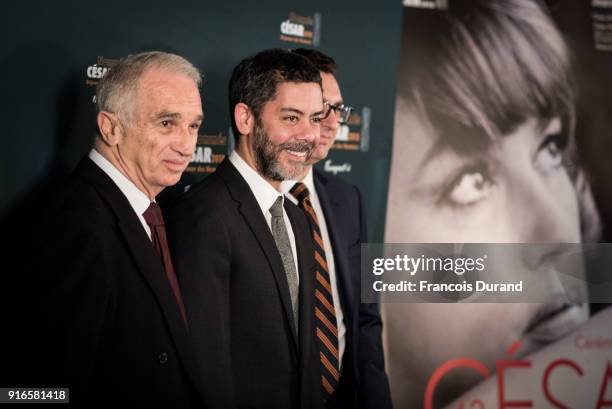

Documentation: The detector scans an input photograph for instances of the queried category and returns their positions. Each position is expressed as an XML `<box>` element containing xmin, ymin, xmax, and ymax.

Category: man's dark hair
<box><xmin>229</xmin><ymin>48</ymin><xmax>322</xmax><ymax>139</ymax></box>
<box><xmin>291</xmin><ymin>48</ymin><xmax>336</xmax><ymax>74</ymax></box>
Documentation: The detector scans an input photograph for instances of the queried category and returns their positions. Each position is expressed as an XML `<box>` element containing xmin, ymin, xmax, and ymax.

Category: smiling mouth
<box><xmin>280</xmin><ymin>142</ymin><xmax>313</xmax><ymax>161</ymax></box>
<box><xmin>523</xmin><ymin>301</ymin><xmax>587</xmax><ymax>344</ymax></box>
<box><xmin>284</xmin><ymin>149</ymin><xmax>308</xmax><ymax>158</ymax></box>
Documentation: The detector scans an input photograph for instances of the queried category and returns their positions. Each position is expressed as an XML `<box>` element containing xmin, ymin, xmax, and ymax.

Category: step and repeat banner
<box><xmin>1</xmin><ymin>0</ymin><xmax>402</xmax><ymax>242</ymax></box>
<box><xmin>3</xmin><ymin>0</ymin><xmax>612</xmax><ymax>408</ymax></box>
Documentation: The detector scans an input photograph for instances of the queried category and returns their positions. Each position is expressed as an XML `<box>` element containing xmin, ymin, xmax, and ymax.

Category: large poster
<box><xmin>383</xmin><ymin>0</ymin><xmax>612</xmax><ymax>408</ymax></box>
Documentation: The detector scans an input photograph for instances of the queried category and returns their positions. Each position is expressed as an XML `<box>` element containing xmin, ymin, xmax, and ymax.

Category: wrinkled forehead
<box><xmin>134</xmin><ymin>69</ymin><xmax>201</xmax><ymax>113</ymax></box>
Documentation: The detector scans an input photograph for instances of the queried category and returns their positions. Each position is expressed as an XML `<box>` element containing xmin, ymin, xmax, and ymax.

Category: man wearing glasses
<box><xmin>283</xmin><ymin>49</ymin><xmax>392</xmax><ymax>409</ymax></box>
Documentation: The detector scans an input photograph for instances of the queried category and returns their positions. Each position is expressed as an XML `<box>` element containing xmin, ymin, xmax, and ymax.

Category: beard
<box><xmin>252</xmin><ymin>119</ymin><xmax>313</xmax><ymax>181</ymax></box>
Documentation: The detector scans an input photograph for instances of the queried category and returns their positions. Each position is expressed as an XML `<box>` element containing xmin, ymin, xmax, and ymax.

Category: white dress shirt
<box><xmin>281</xmin><ymin>167</ymin><xmax>346</xmax><ymax>369</ymax></box>
<box><xmin>229</xmin><ymin>150</ymin><xmax>299</xmax><ymax>279</ymax></box>
<box><xmin>89</xmin><ymin>149</ymin><xmax>153</xmax><ymax>240</ymax></box>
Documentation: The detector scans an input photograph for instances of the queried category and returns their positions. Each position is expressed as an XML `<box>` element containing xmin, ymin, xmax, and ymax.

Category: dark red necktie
<box><xmin>143</xmin><ymin>202</ymin><xmax>187</xmax><ymax>324</ymax></box>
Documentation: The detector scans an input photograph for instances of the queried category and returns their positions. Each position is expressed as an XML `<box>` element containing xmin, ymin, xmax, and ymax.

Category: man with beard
<box><xmin>166</xmin><ymin>48</ymin><xmax>326</xmax><ymax>409</ymax></box>
<box><xmin>282</xmin><ymin>49</ymin><xmax>392</xmax><ymax>409</ymax></box>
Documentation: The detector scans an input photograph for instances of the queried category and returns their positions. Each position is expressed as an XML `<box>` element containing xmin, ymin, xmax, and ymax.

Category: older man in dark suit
<box><xmin>14</xmin><ymin>51</ymin><xmax>227</xmax><ymax>407</ymax></box>
<box><xmin>167</xmin><ymin>48</ymin><xmax>326</xmax><ymax>409</ymax></box>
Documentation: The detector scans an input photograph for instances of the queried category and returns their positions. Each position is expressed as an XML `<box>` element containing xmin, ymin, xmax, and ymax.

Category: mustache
<box><xmin>278</xmin><ymin>141</ymin><xmax>314</xmax><ymax>153</ymax></box>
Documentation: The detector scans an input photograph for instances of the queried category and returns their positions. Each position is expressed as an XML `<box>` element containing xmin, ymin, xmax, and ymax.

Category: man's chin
<box><xmin>159</xmin><ymin>174</ymin><xmax>183</xmax><ymax>189</ymax></box>
<box><xmin>277</xmin><ymin>161</ymin><xmax>310</xmax><ymax>180</ymax></box>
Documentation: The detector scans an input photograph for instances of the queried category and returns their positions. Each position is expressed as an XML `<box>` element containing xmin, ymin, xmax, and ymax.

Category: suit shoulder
<box><xmin>33</xmin><ymin>176</ymin><xmax>119</xmax><ymax>279</ymax></box>
<box><xmin>44</xmin><ymin>172</ymin><xmax>116</xmax><ymax>231</ymax></box>
<box><xmin>167</xmin><ymin>173</ymin><xmax>233</xmax><ymax>223</ymax></box>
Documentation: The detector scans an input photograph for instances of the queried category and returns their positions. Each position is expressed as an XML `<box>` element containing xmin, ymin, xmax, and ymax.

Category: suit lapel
<box><xmin>313</xmin><ymin>171</ymin><xmax>357</xmax><ymax>328</ymax></box>
<box><xmin>76</xmin><ymin>158</ymin><xmax>206</xmax><ymax>402</ymax></box>
<box><xmin>216</xmin><ymin>158</ymin><xmax>299</xmax><ymax>349</ymax></box>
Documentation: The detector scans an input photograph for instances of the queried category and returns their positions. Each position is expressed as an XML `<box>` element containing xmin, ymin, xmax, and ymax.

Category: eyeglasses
<box><xmin>323</xmin><ymin>101</ymin><xmax>354</xmax><ymax>124</ymax></box>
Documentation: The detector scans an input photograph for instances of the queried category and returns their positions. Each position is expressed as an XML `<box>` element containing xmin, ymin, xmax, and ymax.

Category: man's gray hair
<box><xmin>96</xmin><ymin>51</ymin><xmax>201</xmax><ymax>125</ymax></box>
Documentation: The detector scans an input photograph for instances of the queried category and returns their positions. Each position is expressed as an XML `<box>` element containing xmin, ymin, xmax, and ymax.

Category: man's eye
<box><xmin>190</xmin><ymin>122</ymin><xmax>201</xmax><ymax>130</ymax></box>
<box><xmin>161</xmin><ymin>120</ymin><xmax>171</xmax><ymax>127</ymax></box>
<box><xmin>312</xmin><ymin>117</ymin><xmax>322</xmax><ymax>124</ymax></box>
<box><xmin>440</xmin><ymin>164</ymin><xmax>494</xmax><ymax>208</ymax></box>
<box><xmin>284</xmin><ymin>116</ymin><xmax>298</xmax><ymax>124</ymax></box>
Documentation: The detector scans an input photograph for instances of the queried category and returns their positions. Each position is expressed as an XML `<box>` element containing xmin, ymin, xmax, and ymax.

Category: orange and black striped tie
<box><xmin>290</xmin><ymin>182</ymin><xmax>340</xmax><ymax>400</ymax></box>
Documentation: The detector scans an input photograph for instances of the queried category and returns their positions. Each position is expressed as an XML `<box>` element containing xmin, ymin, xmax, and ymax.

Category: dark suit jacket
<box><xmin>166</xmin><ymin>157</ymin><xmax>324</xmax><ymax>409</ymax></box>
<box><xmin>313</xmin><ymin>168</ymin><xmax>392</xmax><ymax>409</ymax></box>
<box><xmin>13</xmin><ymin>157</ymin><xmax>221</xmax><ymax>407</ymax></box>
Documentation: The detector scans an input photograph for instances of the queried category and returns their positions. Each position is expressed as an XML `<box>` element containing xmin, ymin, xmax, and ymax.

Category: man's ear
<box><xmin>96</xmin><ymin>111</ymin><xmax>123</xmax><ymax>146</ymax></box>
<box><xmin>234</xmin><ymin>103</ymin><xmax>254</xmax><ymax>136</ymax></box>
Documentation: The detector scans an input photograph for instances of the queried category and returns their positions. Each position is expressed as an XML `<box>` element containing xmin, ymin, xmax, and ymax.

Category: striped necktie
<box><xmin>290</xmin><ymin>182</ymin><xmax>340</xmax><ymax>400</ymax></box>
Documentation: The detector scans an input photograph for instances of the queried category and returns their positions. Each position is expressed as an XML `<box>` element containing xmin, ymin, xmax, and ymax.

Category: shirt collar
<box><xmin>281</xmin><ymin>166</ymin><xmax>315</xmax><ymax>205</ymax></box>
<box><xmin>89</xmin><ymin>149</ymin><xmax>152</xmax><ymax>217</ymax></box>
<box><xmin>228</xmin><ymin>150</ymin><xmax>283</xmax><ymax>215</ymax></box>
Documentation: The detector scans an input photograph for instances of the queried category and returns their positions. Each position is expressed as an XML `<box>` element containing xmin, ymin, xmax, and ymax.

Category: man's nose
<box><xmin>295</xmin><ymin>119</ymin><xmax>319</xmax><ymax>144</ymax></box>
<box><xmin>174</xmin><ymin>124</ymin><xmax>198</xmax><ymax>156</ymax></box>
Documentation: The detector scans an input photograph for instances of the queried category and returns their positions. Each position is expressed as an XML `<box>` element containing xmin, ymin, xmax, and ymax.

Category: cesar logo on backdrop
<box><xmin>185</xmin><ymin>133</ymin><xmax>228</xmax><ymax>175</ymax></box>
<box><xmin>279</xmin><ymin>11</ymin><xmax>321</xmax><ymax>46</ymax></box>
<box><xmin>85</xmin><ymin>56</ymin><xmax>120</xmax><ymax>103</ymax></box>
